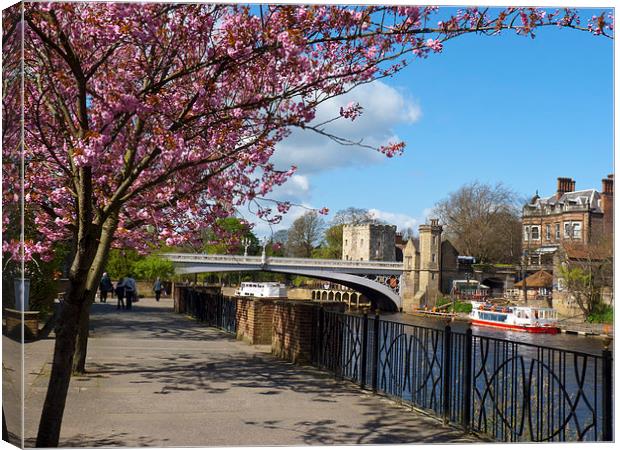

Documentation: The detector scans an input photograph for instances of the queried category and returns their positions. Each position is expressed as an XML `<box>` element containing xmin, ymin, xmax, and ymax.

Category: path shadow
<box><xmin>25</xmin><ymin>432</ymin><xmax>167</xmax><ymax>448</ymax></box>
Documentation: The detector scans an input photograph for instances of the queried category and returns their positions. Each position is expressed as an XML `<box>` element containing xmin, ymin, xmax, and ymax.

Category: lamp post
<box><xmin>241</xmin><ymin>237</ymin><xmax>251</xmax><ymax>257</ymax></box>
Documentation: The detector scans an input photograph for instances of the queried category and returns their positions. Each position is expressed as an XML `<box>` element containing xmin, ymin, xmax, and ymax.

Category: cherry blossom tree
<box><xmin>2</xmin><ymin>2</ymin><xmax>612</xmax><ymax>447</ymax></box>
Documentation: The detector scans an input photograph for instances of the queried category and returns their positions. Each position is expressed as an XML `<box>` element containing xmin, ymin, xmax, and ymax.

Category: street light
<box><xmin>241</xmin><ymin>237</ymin><xmax>251</xmax><ymax>257</ymax></box>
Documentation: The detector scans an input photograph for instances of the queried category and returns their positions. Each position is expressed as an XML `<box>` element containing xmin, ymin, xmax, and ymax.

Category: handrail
<box><xmin>163</xmin><ymin>253</ymin><xmax>404</xmax><ymax>270</ymax></box>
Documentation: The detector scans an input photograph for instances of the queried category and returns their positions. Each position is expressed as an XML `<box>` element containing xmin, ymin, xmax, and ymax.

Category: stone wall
<box><xmin>342</xmin><ymin>223</ymin><xmax>396</xmax><ymax>261</ymax></box>
<box><xmin>235</xmin><ymin>297</ymin><xmax>276</xmax><ymax>345</ymax></box>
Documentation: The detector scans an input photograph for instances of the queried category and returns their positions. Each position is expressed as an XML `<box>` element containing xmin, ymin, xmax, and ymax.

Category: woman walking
<box><xmin>153</xmin><ymin>277</ymin><xmax>163</xmax><ymax>302</ymax></box>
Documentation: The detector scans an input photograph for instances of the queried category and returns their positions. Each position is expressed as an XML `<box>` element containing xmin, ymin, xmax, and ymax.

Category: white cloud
<box><xmin>242</xmin><ymin>203</ymin><xmax>314</xmax><ymax>240</ymax></box>
<box><xmin>268</xmin><ymin>174</ymin><xmax>310</xmax><ymax>203</ymax></box>
<box><xmin>237</xmin><ymin>82</ymin><xmax>422</xmax><ymax>238</ymax></box>
<box><xmin>368</xmin><ymin>208</ymin><xmax>419</xmax><ymax>233</ymax></box>
<box><xmin>272</xmin><ymin>81</ymin><xmax>421</xmax><ymax>176</ymax></box>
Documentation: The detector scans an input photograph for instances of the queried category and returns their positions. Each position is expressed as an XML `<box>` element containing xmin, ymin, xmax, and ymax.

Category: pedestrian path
<box><xmin>22</xmin><ymin>297</ymin><xmax>476</xmax><ymax>446</ymax></box>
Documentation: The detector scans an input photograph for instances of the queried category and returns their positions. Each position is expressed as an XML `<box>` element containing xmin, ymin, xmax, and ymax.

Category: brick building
<box><xmin>522</xmin><ymin>175</ymin><xmax>613</xmax><ymax>262</ymax></box>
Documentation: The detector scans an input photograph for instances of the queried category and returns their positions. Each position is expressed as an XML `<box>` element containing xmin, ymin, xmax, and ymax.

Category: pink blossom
<box><xmin>339</xmin><ymin>101</ymin><xmax>363</xmax><ymax>121</ymax></box>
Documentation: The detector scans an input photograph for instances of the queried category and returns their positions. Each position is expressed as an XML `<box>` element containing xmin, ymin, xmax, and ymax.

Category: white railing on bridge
<box><xmin>164</xmin><ymin>253</ymin><xmax>404</xmax><ymax>271</ymax></box>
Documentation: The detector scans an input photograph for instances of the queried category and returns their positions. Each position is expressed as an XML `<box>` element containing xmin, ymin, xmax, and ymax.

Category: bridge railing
<box><xmin>313</xmin><ymin>310</ymin><xmax>613</xmax><ymax>443</ymax></box>
<box><xmin>163</xmin><ymin>252</ymin><xmax>404</xmax><ymax>270</ymax></box>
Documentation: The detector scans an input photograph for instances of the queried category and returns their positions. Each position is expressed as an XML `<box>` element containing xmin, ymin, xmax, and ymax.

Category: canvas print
<box><xmin>1</xmin><ymin>1</ymin><xmax>614</xmax><ymax>448</ymax></box>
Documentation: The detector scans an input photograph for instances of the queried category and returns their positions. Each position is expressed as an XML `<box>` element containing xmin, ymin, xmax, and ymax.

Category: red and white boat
<box><xmin>469</xmin><ymin>301</ymin><xmax>560</xmax><ymax>334</ymax></box>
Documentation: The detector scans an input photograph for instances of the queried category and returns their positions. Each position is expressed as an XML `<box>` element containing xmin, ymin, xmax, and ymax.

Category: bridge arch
<box><xmin>171</xmin><ymin>264</ymin><xmax>401</xmax><ymax>312</ymax></box>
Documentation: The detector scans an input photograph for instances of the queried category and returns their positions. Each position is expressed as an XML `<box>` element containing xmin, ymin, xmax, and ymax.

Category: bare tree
<box><xmin>432</xmin><ymin>181</ymin><xmax>522</xmax><ymax>263</ymax></box>
<box><xmin>557</xmin><ymin>238</ymin><xmax>613</xmax><ymax>317</ymax></box>
<box><xmin>331</xmin><ymin>207</ymin><xmax>376</xmax><ymax>225</ymax></box>
<box><xmin>286</xmin><ymin>212</ymin><xmax>326</xmax><ymax>257</ymax></box>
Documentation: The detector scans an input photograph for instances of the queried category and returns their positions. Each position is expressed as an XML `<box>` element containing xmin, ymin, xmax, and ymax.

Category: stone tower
<box><xmin>399</xmin><ymin>219</ymin><xmax>444</xmax><ymax>310</ymax></box>
<box><xmin>342</xmin><ymin>223</ymin><xmax>396</xmax><ymax>261</ymax></box>
<box><xmin>415</xmin><ymin>218</ymin><xmax>442</xmax><ymax>305</ymax></box>
<box><xmin>400</xmin><ymin>238</ymin><xmax>419</xmax><ymax>312</ymax></box>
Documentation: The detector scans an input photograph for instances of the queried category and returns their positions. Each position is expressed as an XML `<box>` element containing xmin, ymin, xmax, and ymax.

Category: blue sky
<box><xmin>253</xmin><ymin>7</ymin><xmax>614</xmax><ymax>237</ymax></box>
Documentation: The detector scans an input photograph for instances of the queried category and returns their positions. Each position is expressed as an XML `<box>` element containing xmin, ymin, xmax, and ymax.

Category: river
<box><xmin>379</xmin><ymin>312</ymin><xmax>612</xmax><ymax>355</ymax></box>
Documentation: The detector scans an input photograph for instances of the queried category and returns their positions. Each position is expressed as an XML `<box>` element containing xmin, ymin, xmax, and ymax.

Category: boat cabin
<box><xmin>234</xmin><ymin>282</ymin><xmax>287</xmax><ymax>298</ymax></box>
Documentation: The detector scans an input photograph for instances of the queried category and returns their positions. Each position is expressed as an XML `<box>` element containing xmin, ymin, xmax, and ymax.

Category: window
<box><xmin>530</xmin><ymin>226</ymin><xmax>540</xmax><ymax>240</ymax></box>
<box><xmin>572</xmin><ymin>222</ymin><xmax>582</xmax><ymax>239</ymax></box>
<box><xmin>564</xmin><ymin>221</ymin><xmax>582</xmax><ymax>239</ymax></box>
<box><xmin>345</xmin><ymin>239</ymin><xmax>348</xmax><ymax>246</ymax></box>
<box><xmin>545</xmin><ymin>224</ymin><xmax>551</xmax><ymax>240</ymax></box>
<box><xmin>523</xmin><ymin>226</ymin><xmax>530</xmax><ymax>241</ymax></box>
<box><xmin>431</xmin><ymin>273</ymin><xmax>435</xmax><ymax>280</ymax></box>
<box><xmin>555</xmin><ymin>223</ymin><xmax>560</xmax><ymax>240</ymax></box>
<box><xmin>432</xmin><ymin>253</ymin><xmax>436</xmax><ymax>263</ymax></box>
<box><xmin>432</xmin><ymin>235</ymin><xmax>437</xmax><ymax>246</ymax></box>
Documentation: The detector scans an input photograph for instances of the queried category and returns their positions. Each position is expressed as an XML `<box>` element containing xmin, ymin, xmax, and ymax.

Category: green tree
<box><xmin>105</xmin><ymin>249</ymin><xmax>143</xmax><ymax>280</ymax></box>
<box><xmin>203</xmin><ymin>217</ymin><xmax>260</xmax><ymax>255</ymax></box>
<box><xmin>312</xmin><ymin>224</ymin><xmax>343</xmax><ymax>259</ymax></box>
<box><xmin>133</xmin><ymin>256</ymin><xmax>175</xmax><ymax>281</ymax></box>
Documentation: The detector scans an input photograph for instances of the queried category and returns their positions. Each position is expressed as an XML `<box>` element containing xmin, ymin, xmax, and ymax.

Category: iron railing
<box><xmin>178</xmin><ymin>287</ymin><xmax>236</xmax><ymax>334</ymax></box>
<box><xmin>312</xmin><ymin>310</ymin><xmax>613</xmax><ymax>443</ymax></box>
<box><xmin>177</xmin><ymin>287</ymin><xmax>612</xmax><ymax>442</ymax></box>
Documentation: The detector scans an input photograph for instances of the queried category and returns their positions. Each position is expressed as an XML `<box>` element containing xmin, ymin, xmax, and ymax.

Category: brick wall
<box><xmin>271</xmin><ymin>301</ymin><xmax>320</xmax><ymax>364</ymax></box>
<box><xmin>4</xmin><ymin>308</ymin><xmax>39</xmax><ymax>341</ymax></box>
<box><xmin>235</xmin><ymin>297</ymin><xmax>276</xmax><ymax>345</ymax></box>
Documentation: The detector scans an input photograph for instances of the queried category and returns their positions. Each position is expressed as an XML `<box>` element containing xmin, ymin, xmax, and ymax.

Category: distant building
<box><xmin>522</xmin><ymin>175</ymin><xmax>613</xmax><ymax>262</ymax></box>
<box><xmin>342</xmin><ymin>223</ymin><xmax>396</xmax><ymax>261</ymax></box>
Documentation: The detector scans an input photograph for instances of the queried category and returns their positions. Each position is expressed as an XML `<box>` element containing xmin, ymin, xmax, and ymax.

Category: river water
<box><xmin>379</xmin><ymin>312</ymin><xmax>612</xmax><ymax>355</ymax></box>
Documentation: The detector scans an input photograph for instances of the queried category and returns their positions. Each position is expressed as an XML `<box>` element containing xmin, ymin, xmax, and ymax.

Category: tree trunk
<box><xmin>72</xmin><ymin>300</ymin><xmax>93</xmax><ymax>374</ymax></box>
<box><xmin>35</xmin><ymin>297</ymin><xmax>83</xmax><ymax>447</ymax></box>
<box><xmin>72</xmin><ymin>215</ymin><xmax>118</xmax><ymax>374</ymax></box>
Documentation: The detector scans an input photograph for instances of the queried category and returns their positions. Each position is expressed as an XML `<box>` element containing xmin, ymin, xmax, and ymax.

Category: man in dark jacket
<box><xmin>99</xmin><ymin>272</ymin><xmax>113</xmax><ymax>303</ymax></box>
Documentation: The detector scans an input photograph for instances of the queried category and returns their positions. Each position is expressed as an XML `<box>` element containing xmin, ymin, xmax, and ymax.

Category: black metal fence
<box><xmin>313</xmin><ymin>310</ymin><xmax>613</xmax><ymax>443</ymax></box>
<box><xmin>178</xmin><ymin>287</ymin><xmax>236</xmax><ymax>334</ymax></box>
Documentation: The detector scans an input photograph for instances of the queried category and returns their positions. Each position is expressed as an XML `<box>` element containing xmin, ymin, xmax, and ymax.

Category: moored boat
<box><xmin>234</xmin><ymin>282</ymin><xmax>287</xmax><ymax>298</ymax></box>
<box><xmin>469</xmin><ymin>301</ymin><xmax>560</xmax><ymax>334</ymax></box>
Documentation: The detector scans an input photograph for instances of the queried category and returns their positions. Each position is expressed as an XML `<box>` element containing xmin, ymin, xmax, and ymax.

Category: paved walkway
<box><xmin>18</xmin><ymin>297</ymin><xmax>475</xmax><ymax>447</ymax></box>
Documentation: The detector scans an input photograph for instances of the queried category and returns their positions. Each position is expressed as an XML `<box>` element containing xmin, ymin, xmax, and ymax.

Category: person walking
<box><xmin>115</xmin><ymin>278</ymin><xmax>126</xmax><ymax>310</ymax></box>
<box><xmin>124</xmin><ymin>274</ymin><xmax>137</xmax><ymax>310</ymax></box>
<box><xmin>99</xmin><ymin>272</ymin><xmax>113</xmax><ymax>303</ymax></box>
<box><xmin>153</xmin><ymin>277</ymin><xmax>163</xmax><ymax>302</ymax></box>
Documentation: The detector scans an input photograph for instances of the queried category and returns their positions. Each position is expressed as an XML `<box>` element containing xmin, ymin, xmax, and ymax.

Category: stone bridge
<box><xmin>164</xmin><ymin>253</ymin><xmax>404</xmax><ymax>312</ymax></box>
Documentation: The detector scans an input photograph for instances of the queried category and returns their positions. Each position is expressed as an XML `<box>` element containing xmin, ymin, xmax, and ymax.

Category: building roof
<box><xmin>524</xmin><ymin>189</ymin><xmax>602</xmax><ymax>215</ymax></box>
<box><xmin>514</xmin><ymin>270</ymin><xmax>553</xmax><ymax>289</ymax></box>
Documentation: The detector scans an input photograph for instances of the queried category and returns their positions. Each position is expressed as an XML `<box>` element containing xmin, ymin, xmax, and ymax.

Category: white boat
<box><xmin>234</xmin><ymin>282</ymin><xmax>287</xmax><ymax>298</ymax></box>
<box><xmin>469</xmin><ymin>301</ymin><xmax>560</xmax><ymax>334</ymax></box>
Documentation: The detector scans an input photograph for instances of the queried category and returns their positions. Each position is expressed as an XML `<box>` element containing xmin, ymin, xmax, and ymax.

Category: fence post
<box><xmin>602</xmin><ymin>346</ymin><xmax>613</xmax><ymax>441</ymax></box>
<box><xmin>371</xmin><ymin>313</ymin><xmax>380</xmax><ymax>393</ymax></box>
<box><xmin>462</xmin><ymin>327</ymin><xmax>473</xmax><ymax>431</ymax></box>
<box><xmin>360</xmin><ymin>313</ymin><xmax>369</xmax><ymax>390</ymax></box>
<box><xmin>442</xmin><ymin>325</ymin><xmax>452</xmax><ymax>425</ymax></box>
<box><xmin>316</xmin><ymin>307</ymin><xmax>325</xmax><ymax>367</ymax></box>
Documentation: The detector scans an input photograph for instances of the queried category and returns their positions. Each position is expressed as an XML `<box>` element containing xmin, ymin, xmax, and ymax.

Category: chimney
<box><xmin>570</xmin><ymin>179</ymin><xmax>576</xmax><ymax>192</ymax></box>
<box><xmin>601</xmin><ymin>174</ymin><xmax>614</xmax><ymax>236</ymax></box>
<box><xmin>556</xmin><ymin>177</ymin><xmax>572</xmax><ymax>197</ymax></box>
<box><xmin>602</xmin><ymin>175</ymin><xmax>614</xmax><ymax>195</ymax></box>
